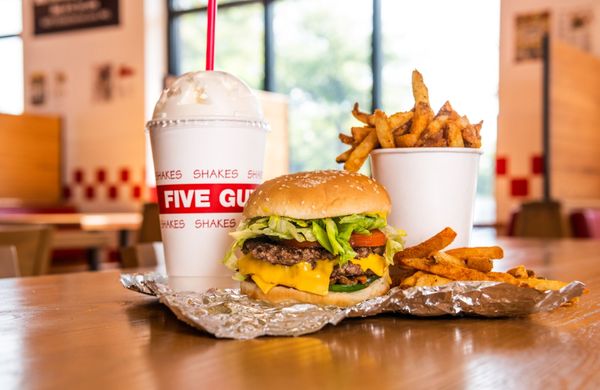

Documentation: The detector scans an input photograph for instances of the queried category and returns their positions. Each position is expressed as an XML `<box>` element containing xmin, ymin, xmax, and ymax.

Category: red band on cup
<box><xmin>156</xmin><ymin>183</ymin><xmax>259</xmax><ymax>214</ymax></box>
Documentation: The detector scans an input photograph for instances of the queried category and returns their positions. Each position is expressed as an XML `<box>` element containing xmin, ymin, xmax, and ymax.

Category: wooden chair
<box><xmin>0</xmin><ymin>245</ymin><xmax>19</xmax><ymax>278</ymax></box>
<box><xmin>120</xmin><ymin>242</ymin><xmax>164</xmax><ymax>269</ymax></box>
<box><xmin>0</xmin><ymin>225</ymin><xmax>53</xmax><ymax>276</ymax></box>
<box><xmin>139</xmin><ymin>203</ymin><xmax>162</xmax><ymax>243</ymax></box>
<box><xmin>512</xmin><ymin>201</ymin><xmax>566</xmax><ymax>238</ymax></box>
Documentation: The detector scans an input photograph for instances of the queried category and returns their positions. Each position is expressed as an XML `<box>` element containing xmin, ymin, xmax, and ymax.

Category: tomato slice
<box><xmin>349</xmin><ymin>229</ymin><xmax>387</xmax><ymax>247</ymax></box>
<box><xmin>279</xmin><ymin>239</ymin><xmax>322</xmax><ymax>249</ymax></box>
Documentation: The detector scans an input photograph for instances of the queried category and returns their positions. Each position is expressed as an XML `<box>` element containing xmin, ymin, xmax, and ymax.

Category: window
<box><xmin>0</xmin><ymin>0</ymin><xmax>24</xmax><ymax>115</ymax></box>
<box><xmin>167</xmin><ymin>0</ymin><xmax>499</xmax><ymax>223</ymax></box>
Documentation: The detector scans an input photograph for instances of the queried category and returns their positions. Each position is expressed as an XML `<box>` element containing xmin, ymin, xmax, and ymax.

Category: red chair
<box><xmin>570</xmin><ymin>209</ymin><xmax>600</xmax><ymax>238</ymax></box>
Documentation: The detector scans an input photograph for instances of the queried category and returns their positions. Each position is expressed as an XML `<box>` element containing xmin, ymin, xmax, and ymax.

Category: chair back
<box><xmin>570</xmin><ymin>209</ymin><xmax>600</xmax><ymax>238</ymax></box>
<box><xmin>0</xmin><ymin>245</ymin><xmax>19</xmax><ymax>278</ymax></box>
<box><xmin>0</xmin><ymin>225</ymin><xmax>53</xmax><ymax>276</ymax></box>
<box><xmin>512</xmin><ymin>201</ymin><xmax>566</xmax><ymax>238</ymax></box>
<box><xmin>120</xmin><ymin>242</ymin><xmax>164</xmax><ymax>270</ymax></box>
<box><xmin>139</xmin><ymin>203</ymin><xmax>162</xmax><ymax>243</ymax></box>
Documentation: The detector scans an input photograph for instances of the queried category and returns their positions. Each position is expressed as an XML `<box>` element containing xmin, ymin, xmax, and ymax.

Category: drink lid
<box><xmin>150</xmin><ymin>71</ymin><xmax>268</xmax><ymax>127</ymax></box>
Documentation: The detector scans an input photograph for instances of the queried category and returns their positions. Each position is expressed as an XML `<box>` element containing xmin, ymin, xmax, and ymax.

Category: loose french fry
<box><xmin>486</xmin><ymin>272</ymin><xmax>520</xmax><ymax>285</ymax></box>
<box><xmin>465</xmin><ymin>257</ymin><xmax>493</xmax><ymax>273</ymax></box>
<box><xmin>374</xmin><ymin>110</ymin><xmax>395</xmax><ymax>148</ymax></box>
<box><xmin>351</xmin><ymin>126</ymin><xmax>372</xmax><ymax>143</ymax></box>
<box><xmin>400</xmin><ymin>257</ymin><xmax>492</xmax><ymax>282</ymax></box>
<box><xmin>335</xmin><ymin>148</ymin><xmax>353</xmax><ymax>164</ymax></box>
<box><xmin>432</xmin><ymin>251</ymin><xmax>465</xmax><ymax>267</ymax></box>
<box><xmin>445</xmin><ymin>246</ymin><xmax>504</xmax><ymax>260</ymax></box>
<box><xmin>522</xmin><ymin>278</ymin><xmax>568</xmax><ymax>292</ymax></box>
<box><xmin>352</xmin><ymin>102</ymin><xmax>375</xmax><ymax>126</ymax></box>
<box><xmin>394</xmin><ymin>227</ymin><xmax>457</xmax><ymax>262</ymax></box>
<box><xmin>338</xmin><ymin>133</ymin><xmax>355</xmax><ymax>145</ymax></box>
<box><xmin>401</xmin><ymin>271</ymin><xmax>453</xmax><ymax>288</ymax></box>
<box><xmin>344</xmin><ymin>128</ymin><xmax>379</xmax><ymax>172</ymax></box>
<box><xmin>388</xmin><ymin>111</ymin><xmax>413</xmax><ymax>130</ymax></box>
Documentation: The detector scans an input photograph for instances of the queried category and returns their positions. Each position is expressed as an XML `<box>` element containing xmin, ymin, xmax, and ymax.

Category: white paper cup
<box><xmin>148</xmin><ymin>120</ymin><xmax>267</xmax><ymax>281</ymax></box>
<box><xmin>370</xmin><ymin>148</ymin><xmax>482</xmax><ymax>248</ymax></box>
<box><xmin>147</xmin><ymin>71</ymin><xmax>268</xmax><ymax>290</ymax></box>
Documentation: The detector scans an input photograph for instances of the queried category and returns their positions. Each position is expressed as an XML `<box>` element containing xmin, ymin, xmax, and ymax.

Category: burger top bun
<box><xmin>243</xmin><ymin>170</ymin><xmax>391</xmax><ymax>220</ymax></box>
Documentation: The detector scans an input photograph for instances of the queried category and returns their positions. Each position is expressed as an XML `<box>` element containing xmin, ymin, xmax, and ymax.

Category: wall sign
<box><xmin>34</xmin><ymin>0</ymin><xmax>119</xmax><ymax>35</ymax></box>
<box><xmin>515</xmin><ymin>11</ymin><xmax>550</xmax><ymax>62</ymax></box>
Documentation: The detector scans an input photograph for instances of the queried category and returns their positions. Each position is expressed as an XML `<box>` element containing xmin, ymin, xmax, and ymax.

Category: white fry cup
<box><xmin>370</xmin><ymin>148</ymin><xmax>482</xmax><ymax>248</ymax></box>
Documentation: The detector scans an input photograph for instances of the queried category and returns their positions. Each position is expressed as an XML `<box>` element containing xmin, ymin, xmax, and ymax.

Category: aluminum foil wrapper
<box><xmin>120</xmin><ymin>273</ymin><xmax>586</xmax><ymax>340</ymax></box>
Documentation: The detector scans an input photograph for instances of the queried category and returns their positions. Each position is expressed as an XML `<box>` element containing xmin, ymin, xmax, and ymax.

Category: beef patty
<box><xmin>242</xmin><ymin>239</ymin><xmax>385</xmax><ymax>285</ymax></box>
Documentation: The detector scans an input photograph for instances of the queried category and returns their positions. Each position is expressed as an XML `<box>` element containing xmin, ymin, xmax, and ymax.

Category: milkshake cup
<box><xmin>147</xmin><ymin>71</ymin><xmax>269</xmax><ymax>290</ymax></box>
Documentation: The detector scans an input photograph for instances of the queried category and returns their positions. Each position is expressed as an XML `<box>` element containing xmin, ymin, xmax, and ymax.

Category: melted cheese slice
<box><xmin>238</xmin><ymin>254</ymin><xmax>387</xmax><ymax>296</ymax></box>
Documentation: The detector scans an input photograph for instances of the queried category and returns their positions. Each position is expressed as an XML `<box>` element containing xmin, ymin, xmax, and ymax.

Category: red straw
<box><xmin>205</xmin><ymin>0</ymin><xmax>217</xmax><ymax>71</ymax></box>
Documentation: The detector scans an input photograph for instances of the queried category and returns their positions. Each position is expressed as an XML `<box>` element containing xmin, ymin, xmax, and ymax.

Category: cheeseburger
<box><xmin>224</xmin><ymin>170</ymin><xmax>404</xmax><ymax>307</ymax></box>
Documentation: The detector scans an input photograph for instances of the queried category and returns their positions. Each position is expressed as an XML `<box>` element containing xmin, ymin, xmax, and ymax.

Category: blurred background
<box><xmin>1</xmin><ymin>0</ymin><xmax>599</xmax><ymax>275</ymax></box>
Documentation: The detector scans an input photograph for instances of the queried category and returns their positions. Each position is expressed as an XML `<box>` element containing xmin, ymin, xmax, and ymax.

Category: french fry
<box><xmin>465</xmin><ymin>257</ymin><xmax>493</xmax><ymax>273</ymax></box>
<box><xmin>412</xmin><ymin>69</ymin><xmax>430</xmax><ymax>105</ymax></box>
<box><xmin>338</xmin><ymin>133</ymin><xmax>355</xmax><ymax>145</ymax></box>
<box><xmin>400</xmin><ymin>257</ymin><xmax>492</xmax><ymax>282</ymax></box>
<box><xmin>485</xmin><ymin>272</ymin><xmax>519</xmax><ymax>285</ymax></box>
<box><xmin>461</xmin><ymin>117</ymin><xmax>482</xmax><ymax>148</ymax></box>
<box><xmin>408</xmin><ymin>101</ymin><xmax>434</xmax><ymax>143</ymax></box>
<box><xmin>374</xmin><ymin>110</ymin><xmax>395</xmax><ymax>148</ymax></box>
<box><xmin>507</xmin><ymin>265</ymin><xmax>529</xmax><ymax>279</ymax></box>
<box><xmin>445</xmin><ymin>246</ymin><xmax>504</xmax><ymax>260</ymax></box>
<box><xmin>401</xmin><ymin>271</ymin><xmax>453</xmax><ymax>288</ymax></box>
<box><xmin>351</xmin><ymin>126</ymin><xmax>372</xmax><ymax>143</ymax></box>
<box><xmin>352</xmin><ymin>102</ymin><xmax>375</xmax><ymax>126</ymax></box>
<box><xmin>395</xmin><ymin>133</ymin><xmax>418</xmax><ymax>147</ymax></box>
<box><xmin>522</xmin><ymin>278</ymin><xmax>568</xmax><ymax>292</ymax></box>
<box><xmin>335</xmin><ymin>148</ymin><xmax>353</xmax><ymax>164</ymax></box>
<box><xmin>432</xmin><ymin>251</ymin><xmax>465</xmax><ymax>267</ymax></box>
<box><xmin>388</xmin><ymin>111</ymin><xmax>413</xmax><ymax>130</ymax></box>
<box><xmin>344</xmin><ymin>128</ymin><xmax>379</xmax><ymax>172</ymax></box>
<box><xmin>340</xmin><ymin>71</ymin><xmax>483</xmax><ymax>170</ymax></box>
<box><xmin>446</xmin><ymin>119</ymin><xmax>465</xmax><ymax>147</ymax></box>
<box><xmin>394</xmin><ymin>227</ymin><xmax>457</xmax><ymax>262</ymax></box>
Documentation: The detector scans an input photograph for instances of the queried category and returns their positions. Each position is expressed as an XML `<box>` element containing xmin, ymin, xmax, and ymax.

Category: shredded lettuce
<box><xmin>223</xmin><ymin>214</ymin><xmax>406</xmax><ymax>270</ymax></box>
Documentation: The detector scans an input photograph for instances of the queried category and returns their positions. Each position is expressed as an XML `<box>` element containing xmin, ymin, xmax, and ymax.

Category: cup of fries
<box><xmin>371</xmin><ymin>147</ymin><xmax>481</xmax><ymax>247</ymax></box>
<box><xmin>337</xmin><ymin>70</ymin><xmax>483</xmax><ymax>247</ymax></box>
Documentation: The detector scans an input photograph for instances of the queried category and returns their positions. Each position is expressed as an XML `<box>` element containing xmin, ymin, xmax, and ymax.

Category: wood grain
<box><xmin>550</xmin><ymin>40</ymin><xmax>600</xmax><ymax>201</ymax></box>
<box><xmin>0</xmin><ymin>113</ymin><xmax>61</xmax><ymax>203</ymax></box>
<box><xmin>0</xmin><ymin>238</ymin><xmax>599</xmax><ymax>388</ymax></box>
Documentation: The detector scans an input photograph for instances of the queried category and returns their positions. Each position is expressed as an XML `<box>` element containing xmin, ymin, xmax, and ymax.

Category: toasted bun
<box><xmin>244</xmin><ymin>170</ymin><xmax>391</xmax><ymax>219</ymax></box>
<box><xmin>240</xmin><ymin>269</ymin><xmax>391</xmax><ymax>307</ymax></box>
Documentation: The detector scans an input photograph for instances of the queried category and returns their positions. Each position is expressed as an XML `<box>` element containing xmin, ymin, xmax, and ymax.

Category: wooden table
<box><xmin>1</xmin><ymin>238</ymin><xmax>599</xmax><ymax>389</ymax></box>
<box><xmin>0</xmin><ymin>213</ymin><xmax>142</xmax><ymax>271</ymax></box>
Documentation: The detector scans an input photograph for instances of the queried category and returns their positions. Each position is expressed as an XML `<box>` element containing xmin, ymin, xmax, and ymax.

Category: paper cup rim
<box><xmin>370</xmin><ymin>147</ymin><xmax>483</xmax><ymax>155</ymax></box>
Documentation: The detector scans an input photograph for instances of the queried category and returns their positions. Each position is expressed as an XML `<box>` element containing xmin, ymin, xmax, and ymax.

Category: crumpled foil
<box><xmin>120</xmin><ymin>272</ymin><xmax>586</xmax><ymax>340</ymax></box>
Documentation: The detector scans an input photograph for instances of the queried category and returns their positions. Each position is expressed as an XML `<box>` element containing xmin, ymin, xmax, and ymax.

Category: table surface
<box><xmin>1</xmin><ymin>238</ymin><xmax>599</xmax><ymax>389</ymax></box>
<box><xmin>0</xmin><ymin>212</ymin><xmax>142</xmax><ymax>231</ymax></box>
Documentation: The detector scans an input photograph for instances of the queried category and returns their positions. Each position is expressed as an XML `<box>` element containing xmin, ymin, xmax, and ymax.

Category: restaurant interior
<box><xmin>1</xmin><ymin>1</ymin><xmax>599</xmax><ymax>388</ymax></box>
<box><xmin>1</xmin><ymin>0</ymin><xmax>598</xmax><ymax>276</ymax></box>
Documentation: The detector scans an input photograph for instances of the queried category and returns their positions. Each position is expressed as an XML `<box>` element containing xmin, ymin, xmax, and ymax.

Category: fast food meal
<box><xmin>393</xmin><ymin>227</ymin><xmax>578</xmax><ymax>295</ymax></box>
<box><xmin>337</xmin><ymin>70</ymin><xmax>483</xmax><ymax>172</ymax></box>
<box><xmin>223</xmin><ymin>170</ymin><xmax>405</xmax><ymax>307</ymax></box>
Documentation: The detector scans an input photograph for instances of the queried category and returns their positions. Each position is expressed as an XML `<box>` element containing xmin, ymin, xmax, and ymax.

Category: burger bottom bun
<box><xmin>240</xmin><ymin>269</ymin><xmax>390</xmax><ymax>307</ymax></box>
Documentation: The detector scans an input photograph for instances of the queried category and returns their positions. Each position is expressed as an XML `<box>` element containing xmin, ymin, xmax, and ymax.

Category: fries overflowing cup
<box><xmin>337</xmin><ymin>70</ymin><xmax>483</xmax><ymax>247</ymax></box>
